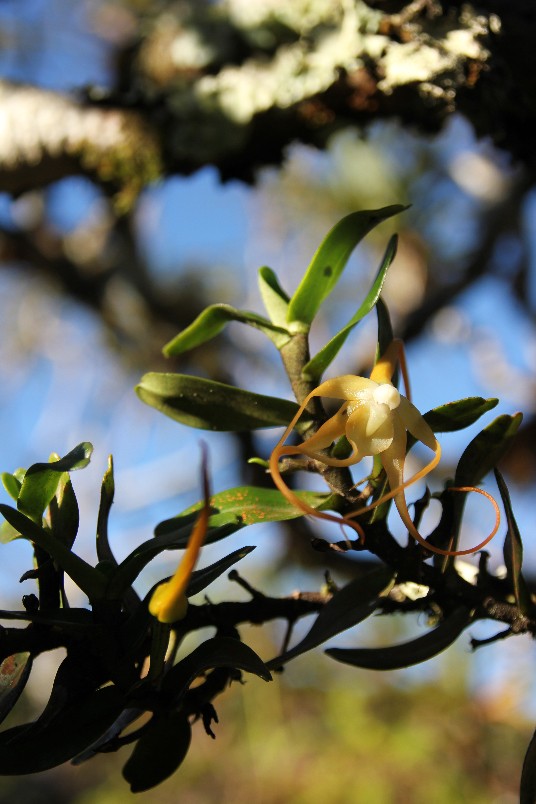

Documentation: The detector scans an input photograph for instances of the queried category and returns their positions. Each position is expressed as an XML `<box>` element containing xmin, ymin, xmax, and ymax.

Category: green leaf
<box><xmin>0</xmin><ymin>686</ymin><xmax>124</xmax><ymax>774</ymax></box>
<box><xmin>123</xmin><ymin>711</ymin><xmax>191</xmax><ymax>793</ymax></box>
<box><xmin>0</xmin><ymin>520</ymin><xmax>21</xmax><ymax>544</ymax></box>
<box><xmin>0</xmin><ymin>653</ymin><xmax>32</xmax><ymax>726</ymax></box>
<box><xmin>423</xmin><ymin>397</ymin><xmax>498</xmax><ymax>433</ymax></box>
<box><xmin>267</xmin><ymin>567</ymin><xmax>395</xmax><ymax>668</ymax></box>
<box><xmin>496</xmin><ymin>468</ymin><xmax>532</xmax><ymax>614</ymax></box>
<box><xmin>0</xmin><ymin>608</ymin><xmax>96</xmax><ymax>630</ymax></box>
<box><xmin>303</xmin><ymin>235</ymin><xmax>397</xmax><ymax>381</ymax></box>
<box><xmin>163</xmin><ymin>637</ymin><xmax>272</xmax><ymax>701</ymax></box>
<box><xmin>48</xmin><ymin>473</ymin><xmax>79</xmax><ymax>549</ymax></box>
<box><xmin>187</xmin><ymin>545</ymin><xmax>255</xmax><ymax>596</ymax></box>
<box><xmin>375</xmin><ymin>296</ymin><xmax>395</xmax><ymax>365</ymax></box>
<box><xmin>326</xmin><ymin>606</ymin><xmax>472</xmax><ymax>669</ymax></box>
<box><xmin>0</xmin><ymin>504</ymin><xmax>106</xmax><ymax>601</ymax></box>
<box><xmin>287</xmin><ymin>206</ymin><xmax>406</xmax><ymax>331</ymax></box>
<box><xmin>161</xmin><ymin>486</ymin><xmax>333</xmax><ymax>537</ymax></box>
<box><xmin>136</xmin><ymin>373</ymin><xmax>314</xmax><ymax>432</ymax></box>
<box><xmin>17</xmin><ymin>443</ymin><xmax>93</xmax><ymax>524</ymax></box>
<box><xmin>96</xmin><ymin>456</ymin><xmax>116</xmax><ymax>565</ymax></box>
<box><xmin>520</xmin><ymin>728</ymin><xmax>536</xmax><ymax>804</ymax></box>
<box><xmin>455</xmin><ymin>413</ymin><xmax>523</xmax><ymax>488</ymax></box>
<box><xmin>106</xmin><ymin>519</ymin><xmax>240</xmax><ymax>600</ymax></box>
<box><xmin>163</xmin><ymin>304</ymin><xmax>291</xmax><ymax>356</ymax></box>
<box><xmin>1</xmin><ymin>472</ymin><xmax>21</xmax><ymax>502</ymax></box>
<box><xmin>258</xmin><ymin>266</ymin><xmax>291</xmax><ymax>328</ymax></box>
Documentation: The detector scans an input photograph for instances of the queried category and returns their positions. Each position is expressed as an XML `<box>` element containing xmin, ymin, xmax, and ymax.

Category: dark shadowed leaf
<box><xmin>163</xmin><ymin>637</ymin><xmax>271</xmax><ymax>700</ymax></box>
<box><xmin>258</xmin><ymin>266</ymin><xmax>291</xmax><ymax>328</ymax></box>
<box><xmin>520</xmin><ymin>728</ymin><xmax>536</xmax><ymax>804</ymax></box>
<box><xmin>48</xmin><ymin>473</ymin><xmax>79</xmax><ymax>549</ymax></box>
<box><xmin>17</xmin><ymin>443</ymin><xmax>92</xmax><ymax>524</ymax></box>
<box><xmin>187</xmin><ymin>545</ymin><xmax>256</xmax><ymax>596</ymax></box>
<box><xmin>326</xmin><ymin>607</ymin><xmax>472</xmax><ymax>669</ymax></box>
<box><xmin>0</xmin><ymin>653</ymin><xmax>32</xmax><ymax>726</ymax></box>
<box><xmin>96</xmin><ymin>455</ymin><xmax>116</xmax><ymax>565</ymax></box>
<box><xmin>106</xmin><ymin>518</ymin><xmax>241</xmax><ymax>599</ymax></box>
<box><xmin>163</xmin><ymin>303</ymin><xmax>291</xmax><ymax>356</ymax></box>
<box><xmin>123</xmin><ymin>711</ymin><xmax>191</xmax><ymax>793</ymax></box>
<box><xmin>268</xmin><ymin>567</ymin><xmax>395</xmax><ymax>668</ymax></box>
<box><xmin>496</xmin><ymin>469</ymin><xmax>532</xmax><ymax>614</ymax></box>
<box><xmin>136</xmin><ymin>373</ymin><xmax>314</xmax><ymax>432</ymax></box>
<box><xmin>455</xmin><ymin>413</ymin><xmax>523</xmax><ymax>487</ymax></box>
<box><xmin>424</xmin><ymin>397</ymin><xmax>498</xmax><ymax>433</ymax></box>
<box><xmin>303</xmin><ymin>235</ymin><xmax>397</xmax><ymax>381</ymax></box>
<box><xmin>0</xmin><ymin>686</ymin><xmax>124</xmax><ymax>773</ymax></box>
<box><xmin>0</xmin><ymin>505</ymin><xmax>106</xmax><ymax>601</ymax></box>
<box><xmin>287</xmin><ymin>206</ymin><xmax>406</xmax><ymax>331</ymax></box>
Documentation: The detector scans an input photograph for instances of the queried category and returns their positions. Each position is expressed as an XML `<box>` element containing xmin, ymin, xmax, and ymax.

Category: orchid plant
<box><xmin>270</xmin><ymin>337</ymin><xmax>501</xmax><ymax>556</ymax></box>
<box><xmin>0</xmin><ymin>208</ymin><xmax>532</xmax><ymax>797</ymax></box>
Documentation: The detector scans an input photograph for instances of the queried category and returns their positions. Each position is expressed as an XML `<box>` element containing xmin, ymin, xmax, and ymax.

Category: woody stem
<box><xmin>278</xmin><ymin>333</ymin><xmax>358</xmax><ymax>503</ymax></box>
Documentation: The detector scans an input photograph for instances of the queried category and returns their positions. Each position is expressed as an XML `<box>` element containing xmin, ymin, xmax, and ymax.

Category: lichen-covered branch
<box><xmin>2</xmin><ymin>1</ymin><xmax>534</xmax><ymax>200</ymax></box>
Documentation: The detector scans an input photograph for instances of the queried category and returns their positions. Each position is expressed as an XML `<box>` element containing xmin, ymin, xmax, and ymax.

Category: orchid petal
<box><xmin>313</xmin><ymin>375</ymin><xmax>377</xmax><ymax>401</ymax></box>
<box><xmin>346</xmin><ymin>405</ymin><xmax>394</xmax><ymax>456</ymax></box>
<box><xmin>398</xmin><ymin>397</ymin><xmax>436</xmax><ymax>451</ymax></box>
<box><xmin>296</xmin><ymin>404</ymin><xmax>348</xmax><ymax>454</ymax></box>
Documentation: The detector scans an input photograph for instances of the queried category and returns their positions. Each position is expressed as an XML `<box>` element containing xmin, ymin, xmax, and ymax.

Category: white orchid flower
<box><xmin>270</xmin><ymin>340</ymin><xmax>500</xmax><ymax>556</ymax></box>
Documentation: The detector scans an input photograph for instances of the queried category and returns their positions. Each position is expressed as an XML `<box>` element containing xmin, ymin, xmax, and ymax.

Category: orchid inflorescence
<box><xmin>270</xmin><ymin>340</ymin><xmax>500</xmax><ymax>557</ymax></box>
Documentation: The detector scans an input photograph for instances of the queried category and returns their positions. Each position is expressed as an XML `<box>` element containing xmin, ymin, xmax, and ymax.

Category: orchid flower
<box><xmin>149</xmin><ymin>453</ymin><xmax>210</xmax><ymax>623</ymax></box>
<box><xmin>270</xmin><ymin>340</ymin><xmax>500</xmax><ymax>556</ymax></box>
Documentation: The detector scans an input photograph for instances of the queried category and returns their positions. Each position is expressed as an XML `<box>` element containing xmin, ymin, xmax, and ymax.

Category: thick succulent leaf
<box><xmin>268</xmin><ymin>567</ymin><xmax>395</xmax><ymax>668</ymax></box>
<box><xmin>163</xmin><ymin>304</ymin><xmax>290</xmax><ymax>356</ymax></box>
<box><xmin>423</xmin><ymin>397</ymin><xmax>498</xmax><ymax>433</ymax></box>
<box><xmin>496</xmin><ymin>469</ymin><xmax>532</xmax><ymax>614</ymax></box>
<box><xmin>157</xmin><ymin>487</ymin><xmax>333</xmax><ymax>546</ymax></box>
<box><xmin>0</xmin><ymin>685</ymin><xmax>124</xmax><ymax>774</ymax></box>
<box><xmin>287</xmin><ymin>206</ymin><xmax>406</xmax><ymax>331</ymax></box>
<box><xmin>136</xmin><ymin>373</ymin><xmax>313</xmax><ymax>432</ymax></box>
<box><xmin>187</xmin><ymin>545</ymin><xmax>255</xmax><ymax>596</ymax></box>
<box><xmin>258</xmin><ymin>266</ymin><xmax>290</xmax><ymax>328</ymax></box>
<box><xmin>48</xmin><ymin>473</ymin><xmax>79</xmax><ymax>549</ymax></box>
<box><xmin>123</xmin><ymin>711</ymin><xmax>191</xmax><ymax>793</ymax></box>
<box><xmin>326</xmin><ymin>607</ymin><xmax>472</xmax><ymax>669</ymax></box>
<box><xmin>0</xmin><ymin>504</ymin><xmax>106</xmax><ymax>601</ymax></box>
<box><xmin>0</xmin><ymin>520</ymin><xmax>21</xmax><ymax>544</ymax></box>
<box><xmin>1</xmin><ymin>472</ymin><xmax>21</xmax><ymax>502</ymax></box>
<box><xmin>520</xmin><ymin>728</ymin><xmax>536</xmax><ymax>804</ymax></box>
<box><xmin>303</xmin><ymin>235</ymin><xmax>397</xmax><ymax>381</ymax></box>
<box><xmin>106</xmin><ymin>518</ymin><xmax>240</xmax><ymax>599</ymax></box>
<box><xmin>454</xmin><ymin>413</ymin><xmax>522</xmax><ymax>488</ymax></box>
<box><xmin>73</xmin><ymin>708</ymin><xmax>145</xmax><ymax>764</ymax></box>
<box><xmin>0</xmin><ymin>653</ymin><xmax>32</xmax><ymax>726</ymax></box>
<box><xmin>0</xmin><ymin>608</ymin><xmax>96</xmax><ymax>631</ymax></box>
<box><xmin>96</xmin><ymin>456</ymin><xmax>116</xmax><ymax>565</ymax></box>
<box><xmin>17</xmin><ymin>443</ymin><xmax>93</xmax><ymax>524</ymax></box>
<box><xmin>163</xmin><ymin>637</ymin><xmax>271</xmax><ymax>701</ymax></box>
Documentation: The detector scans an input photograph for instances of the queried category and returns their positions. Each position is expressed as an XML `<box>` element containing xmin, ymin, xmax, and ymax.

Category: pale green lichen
<box><xmin>378</xmin><ymin>7</ymin><xmax>492</xmax><ymax>95</ymax></box>
<box><xmin>226</xmin><ymin>0</ymin><xmax>378</xmax><ymax>35</ymax></box>
<box><xmin>196</xmin><ymin>1</ymin><xmax>384</xmax><ymax>124</ymax></box>
<box><xmin>167</xmin><ymin>1</ymin><xmax>494</xmax><ymax>125</ymax></box>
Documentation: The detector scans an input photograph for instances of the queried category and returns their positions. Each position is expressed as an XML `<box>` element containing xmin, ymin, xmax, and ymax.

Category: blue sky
<box><xmin>1</xmin><ymin>0</ymin><xmax>535</xmax><ymax>720</ymax></box>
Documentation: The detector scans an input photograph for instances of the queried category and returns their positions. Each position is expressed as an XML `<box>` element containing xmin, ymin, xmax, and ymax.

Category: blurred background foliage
<box><xmin>0</xmin><ymin>0</ymin><xmax>535</xmax><ymax>800</ymax></box>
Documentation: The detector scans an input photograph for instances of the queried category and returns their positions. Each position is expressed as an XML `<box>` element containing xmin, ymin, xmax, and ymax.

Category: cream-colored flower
<box><xmin>270</xmin><ymin>340</ymin><xmax>499</xmax><ymax>556</ymax></box>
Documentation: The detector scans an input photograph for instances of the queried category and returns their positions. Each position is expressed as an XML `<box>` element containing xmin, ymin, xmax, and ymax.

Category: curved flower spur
<box><xmin>270</xmin><ymin>339</ymin><xmax>500</xmax><ymax>556</ymax></box>
<box><xmin>149</xmin><ymin>449</ymin><xmax>211</xmax><ymax>623</ymax></box>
